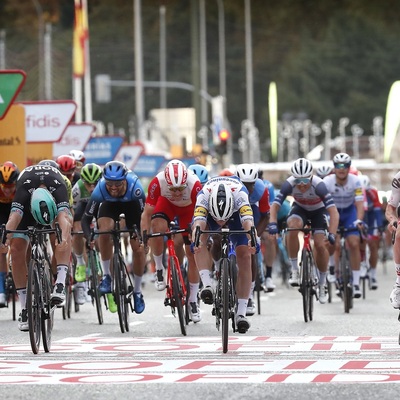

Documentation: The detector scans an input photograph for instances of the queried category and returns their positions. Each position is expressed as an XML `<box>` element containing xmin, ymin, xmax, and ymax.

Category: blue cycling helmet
<box><xmin>103</xmin><ymin>161</ymin><xmax>128</xmax><ymax>181</ymax></box>
<box><xmin>188</xmin><ymin>164</ymin><xmax>209</xmax><ymax>184</ymax></box>
<box><xmin>30</xmin><ymin>188</ymin><xmax>57</xmax><ymax>225</ymax></box>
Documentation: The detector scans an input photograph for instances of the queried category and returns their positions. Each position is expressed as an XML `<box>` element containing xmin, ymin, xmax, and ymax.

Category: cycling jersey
<box><xmin>146</xmin><ymin>169</ymin><xmax>201</xmax><ymax>208</ymax></box>
<box><xmin>81</xmin><ymin>171</ymin><xmax>146</xmax><ymax>239</ymax></box>
<box><xmin>273</xmin><ymin>175</ymin><xmax>335</xmax><ymax>212</ymax></box>
<box><xmin>323</xmin><ymin>173</ymin><xmax>364</xmax><ymax>211</ymax></box>
<box><xmin>193</xmin><ymin>175</ymin><xmax>254</xmax><ymax>226</ymax></box>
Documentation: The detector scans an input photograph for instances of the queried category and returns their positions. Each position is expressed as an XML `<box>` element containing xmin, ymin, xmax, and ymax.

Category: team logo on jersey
<box><xmin>239</xmin><ymin>205</ymin><xmax>252</xmax><ymax>216</ymax></box>
<box><xmin>135</xmin><ymin>188</ymin><xmax>142</xmax><ymax>197</ymax></box>
<box><xmin>194</xmin><ymin>206</ymin><xmax>207</xmax><ymax>217</ymax></box>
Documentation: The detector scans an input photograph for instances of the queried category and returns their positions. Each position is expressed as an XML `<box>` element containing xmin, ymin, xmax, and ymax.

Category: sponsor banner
<box><xmin>53</xmin><ymin>123</ymin><xmax>94</xmax><ymax>158</ymax></box>
<box><xmin>0</xmin><ymin>104</ymin><xmax>26</xmax><ymax>168</ymax></box>
<box><xmin>133</xmin><ymin>155</ymin><xmax>166</xmax><ymax>177</ymax></box>
<box><xmin>83</xmin><ymin>136</ymin><xmax>124</xmax><ymax>165</ymax></box>
<box><xmin>114</xmin><ymin>144</ymin><xmax>143</xmax><ymax>170</ymax></box>
<box><xmin>0</xmin><ymin>70</ymin><xmax>26</xmax><ymax>120</ymax></box>
<box><xmin>23</xmin><ymin>100</ymin><xmax>77</xmax><ymax>143</ymax></box>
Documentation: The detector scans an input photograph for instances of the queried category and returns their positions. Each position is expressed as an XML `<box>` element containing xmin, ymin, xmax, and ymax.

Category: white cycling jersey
<box><xmin>323</xmin><ymin>173</ymin><xmax>364</xmax><ymax>210</ymax></box>
<box><xmin>388</xmin><ymin>170</ymin><xmax>400</xmax><ymax>208</ymax></box>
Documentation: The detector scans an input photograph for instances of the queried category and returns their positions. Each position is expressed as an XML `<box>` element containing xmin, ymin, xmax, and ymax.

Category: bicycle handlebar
<box><xmin>1</xmin><ymin>223</ymin><xmax>62</xmax><ymax>244</ymax></box>
<box><xmin>193</xmin><ymin>225</ymin><xmax>257</xmax><ymax>248</ymax></box>
<box><xmin>143</xmin><ymin>227</ymin><xmax>190</xmax><ymax>247</ymax></box>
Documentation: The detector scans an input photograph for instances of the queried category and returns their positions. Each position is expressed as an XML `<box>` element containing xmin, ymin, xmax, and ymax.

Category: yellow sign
<box><xmin>26</xmin><ymin>143</ymin><xmax>53</xmax><ymax>166</ymax></box>
<box><xmin>0</xmin><ymin>104</ymin><xmax>26</xmax><ymax>168</ymax></box>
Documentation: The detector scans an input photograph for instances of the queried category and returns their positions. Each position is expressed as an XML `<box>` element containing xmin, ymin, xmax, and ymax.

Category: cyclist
<box><xmin>268</xmin><ymin>158</ymin><xmax>339</xmax><ymax>304</ymax></box>
<box><xmin>359</xmin><ymin>175</ymin><xmax>382</xmax><ymax>289</ymax></box>
<box><xmin>0</xmin><ymin>163</ymin><xmax>72</xmax><ymax>331</ymax></box>
<box><xmin>81</xmin><ymin>161</ymin><xmax>146</xmax><ymax>315</ymax></box>
<box><xmin>191</xmin><ymin>176</ymin><xmax>258</xmax><ymax>334</ymax></box>
<box><xmin>258</xmin><ymin>169</ymin><xmax>277</xmax><ymax>293</ymax></box>
<box><xmin>316</xmin><ymin>165</ymin><xmax>333</xmax><ymax>179</ymax></box>
<box><xmin>71</xmin><ymin>163</ymin><xmax>103</xmax><ymax>306</ymax></box>
<box><xmin>0</xmin><ymin>162</ymin><xmax>19</xmax><ymax>307</ymax></box>
<box><xmin>385</xmin><ymin>171</ymin><xmax>400</xmax><ymax>308</ymax></box>
<box><xmin>141</xmin><ymin>159</ymin><xmax>202</xmax><ymax>323</ymax></box>
<box><xmin>323</xmin><ymin>153</ymin><xmax>365</xmax><ymax>299</ymax></box>
<box><xmin>188</xmin><ymin>164</ymin><xmax>209</xmax><ymax>186</ymax></box>
<box><xmin>57</xmin><ymin>154</ymin><xmax>80</xmax><ymax>186</ymax></box>
<box><xmin>236</xmin><ymin>163</ymin><xmax>270</xmax><ymax>316</ymax></box>
<box><xmin>69</xmin><ymin>149</ymin><xmax>86</xmax><ymax>172</ymax></box>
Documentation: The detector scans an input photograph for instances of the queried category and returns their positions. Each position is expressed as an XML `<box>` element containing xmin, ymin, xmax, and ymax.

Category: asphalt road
<box><xmin>0</xmin><ymin>260</ymin><xmax>399</xmax><ymax>399</ymax></box>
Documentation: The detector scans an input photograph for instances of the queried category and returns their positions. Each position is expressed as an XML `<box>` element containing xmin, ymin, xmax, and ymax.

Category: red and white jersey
<box><xmin>146</xmin><ymin>170</ymin><xmax>202</xmax><ymax>207</ymax></box>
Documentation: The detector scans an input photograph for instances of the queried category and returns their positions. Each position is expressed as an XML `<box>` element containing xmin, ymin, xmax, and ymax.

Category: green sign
<box><xmin>0</xmin><ymin>70</ymin><xmax>26</xmax><ymax>120</ymax></box>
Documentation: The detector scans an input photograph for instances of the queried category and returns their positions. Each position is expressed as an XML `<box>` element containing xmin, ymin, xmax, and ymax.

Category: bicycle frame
<box><xmin>285</xmin><ymin>224</ymin><xmax>323</xmax><ymax>323</ymax></box>
<box><xmin>194</xmin><ymin>225</ymin><xmax>256</xmax><ymax>353</ymax></box>
<box><xmin>2</xmin><ymin>223</ymin><xmax>61</xmax><ymax>354</ymax></box>
<box><xmin>143</xmin><ymin>224</ymin><xmax>189</xmax><ymax>336</ymax></box>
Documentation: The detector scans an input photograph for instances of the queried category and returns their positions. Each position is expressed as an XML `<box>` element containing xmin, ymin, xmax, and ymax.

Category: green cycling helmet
<box><xmin>30</xmin><ymin>188</ymin><xmax>57</xmax><ymax>225</ymax></box>
<box><xmin>80</xmin><ymin>163</ymin><xmax>102</xmax><ymax>184</ymax></box>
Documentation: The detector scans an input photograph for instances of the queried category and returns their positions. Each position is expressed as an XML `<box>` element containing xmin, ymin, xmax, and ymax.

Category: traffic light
<box><xmin>216</xmin><ymin>129</ymin><xmax>230</xmax><ymax>155</ymax></box>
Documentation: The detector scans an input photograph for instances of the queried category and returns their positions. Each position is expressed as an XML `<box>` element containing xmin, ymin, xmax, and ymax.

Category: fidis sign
<box><xmin>22</xmin><ymin>100</ymin><xmax>77</xmax><ymax>143</ymax></box>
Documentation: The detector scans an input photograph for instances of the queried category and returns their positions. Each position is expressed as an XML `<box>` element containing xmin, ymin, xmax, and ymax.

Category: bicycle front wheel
<box><xmin>41</xmin><ymin>265</ymin><xmax>54</xmax><ymax>353</ymax></box>
<box><xmin>340</xmin><ymin>246</ymin><xmax>352</xmax><ymax>313</ymax></box>
<box><xmin>113</xmin><ymin>253</ymin><xmax>127</xmax><ymax>333</ymax></box>
<box><xmin>88</xmin><ymin>249</ymin><xmax>103</xmax><ymax>325</ymax></box>
<box><xmin>300</xmin><ymin>249</ymin><xmax>310</xmax><ymax>323</ymax></box>
<box><xmin>27</xmin><ymin>259</ymin><xmax>41</xmax><ymax>354</ymax></box>
<box><xmin>171</xmin><ymin>258</ymin><xmax>186</xmax><ymax>336</ymax></box>
<box><xmin>221</xmin><ymin>258</ymin><xmax>229</xmax><ymax>353</ymax></box>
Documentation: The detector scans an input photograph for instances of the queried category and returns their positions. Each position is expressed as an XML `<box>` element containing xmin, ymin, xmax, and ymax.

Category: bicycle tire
<box><xmin>340</xmin><ymin>246</ymin><xmax>352</xmax><ymax>313</ymax></box>
<box><xmin>300</xmin><ymin>249</ymin><xmax>310</xmax><ymax>323</ymax></box>
<box><xmin>253</xmin><ymin>255</ymin><xmax>261</xmax><ymax>315</ymax></box>
<box><xmin>62</xmin><ymin>271</ymin><xmax>72</xmax><ymax>320</ymax></box>
<box><xmin>41</xmin><ymin>265</ymin><xmax>54</xmax><ymax>353</ymax></box>
<box><xmin>308</xmin><ymin>253</ymin><xmax>315</xmax><ymax>322</ymax></box>
<box><xmin>113</xmin><ymin>253</ymin><xmax>126</xmax><ymax>333</ymax></box>
<box><xmin>120</xmin><ymin>257</ymin><xmax>130</xmax><ymax>332</ymax></box>
<box><xmin>27</xmin><ymin>259</ymin><xmax>41</xmax><ymax>354</ymax></box>
<box><xmin>229</xmin><ymin>254</ymin><xmax>238</xmax><ymax>329</ymax></box>
<box><xmin>221</xmin><ymin>258</ymin><xmax>229</xmax><ymax>353</ymax></box>
<box><xmin>88</xmin><ymin>249</ymin><xmax>103</xmax><ymax>325</ymax></box>
<box><xmin>6</xmin><ymin>272</ymin><xmax>17</xmax><ymax>321</ymax></box>
<box><xmin>171</xmin><ymin>258</ymin><xmax>186</xmax><ymax>336</ymax></box>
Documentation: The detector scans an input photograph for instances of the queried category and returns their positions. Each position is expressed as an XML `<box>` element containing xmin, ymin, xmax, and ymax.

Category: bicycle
<box><xmin>95</xmin><ymin>218</ymin><xmax>138</xmax><ymax>333</ymax></box>
<box><xmin>193</xmin><ymin>225</ymin><xmax>257</xmax><ymax>353</ymax></box>
<box><xmin>143</xmin><ymin>223</ymin><xmax>190</xmax><ymax>336</ymax></box>
<box><xmin>336</xmin><ymin>226</ymin><xmax>365</xmax><ymax>313</ymax></box>
<box><xmin>2</xmin><ymin>223</ymin><xmax>62</xmax><ymax>354</ymax></box>
<box><xmin>86</xmin><ymin>237</ymin><xmax>104</xmax><ymax>325</ymax></box>
<box><xmin>284</xmin><ymin>223</ymin><xmax>324</xmax><ymax>323</ymax></box>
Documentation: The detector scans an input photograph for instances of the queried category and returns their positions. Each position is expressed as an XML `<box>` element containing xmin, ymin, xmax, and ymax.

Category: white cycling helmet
<box><xmin>236</xmin><ymin>163</ymin><xmax>259</xmax><ymax>183</ymax></box>
<box><xmin>333</xmin><ymin>152</ymin><xmax>351</xmax><ymax>165</ymax></box>
<box><xmin>209</xmin><ymin>183</ymin><xmax>235</xmax><ymax>221</ymax></box>
<box><xmin>316</xmin><ymin>165</ymin><xmax>333</xmax><ymax>178</ymax></box>
<box><xmin>291</xmin><ymin>158</ymin><xmax>313</xmax><ymax>179</ymax></box>
<box><xmin>164</xmin><ymin>159</ymin><xmax>188</xmax><ymax>187</ymax></box>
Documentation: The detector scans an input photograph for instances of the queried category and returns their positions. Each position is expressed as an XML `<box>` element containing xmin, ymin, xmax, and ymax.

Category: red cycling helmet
<box><xmin>56</xmin><ymin>155</ymin><xmax>76</xmax><ymax>174</ymax></box>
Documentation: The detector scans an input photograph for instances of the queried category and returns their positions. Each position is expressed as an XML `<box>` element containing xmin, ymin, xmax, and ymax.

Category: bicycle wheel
<box><xmin>88</xmin><ymin>249</ymin><xmax>103</xmax><ymax>325</ymax></box>
<box><xmin>300</xmin><ymin>249</ymin><xmax>310</xmax><ymax>323</ymax></box>
<box><xmin>27</xmin><ymin>259</ymin><xmax>41</xmax><ymax>354</ymax></box>
<box><xmin>120</xmin><ymin>257</ymin><xmax>130</xmax><ymax>332</ymax></box>
<box><xmin>113</xmin><ymin>253</ymin><xmax>126</xmax><ymax>333</ymax></box>
<box><xmin>340</xmin><ymin>247</ymin><xmax>352</xmax><ymax>313</ymax></box>
<box><xmin>41</xmin><ymin>266</ymin><xmax>54</xmax><ymax>353</ymax></box>
<box><xmin>308</xmin><ymin>257</ymin><xmax>316</xmax><ymax>322</ymax></box>
<box><xmin>229</xmin><ymin>254</ymin><xmax>238</xmax><ymax>328</ymax></box>
<box><xmin>6</xmin><ymin>272</ymin><xmax>17</xmax><ymax>321</ymax></box>
<box><xmin>62</xmin><ymin>271</ymin><xmax>72</xmax><ymax>320</ymax></box>
<box><xmin>221</xmin><ymin>258</ymin><xmax>229</xmax><ymax>353</ymax></box>
<box><xmin>171</xmin><ymin>258</ymin><xmax>186</xmax><ymax>336</ymax></box>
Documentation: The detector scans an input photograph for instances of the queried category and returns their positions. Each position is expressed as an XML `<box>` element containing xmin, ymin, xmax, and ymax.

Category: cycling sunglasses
<box><xmin>105</xmin><ymin>180</ymin><xmax>124</xmax><ymax>188</ymax></box>
<box><xmin>294</xmin><ymin>177</ymin><xmax>311</xmax><ymax>185</ymax></box>
<box><xmin>334</xmin><ymin>163</ymin><xmax>350</xmax><ymax>169</ymax></box>
<box><xmin>169</xmin><ymin>186</ymin><xmax>187</xmax><ymax>192</ymax></box>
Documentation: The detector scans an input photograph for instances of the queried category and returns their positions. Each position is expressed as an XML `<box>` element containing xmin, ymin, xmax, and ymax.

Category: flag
<box><xmin>73</xmin><ymin>0</ymin><xmax>88</xmax><ymax>78</ymax></box>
